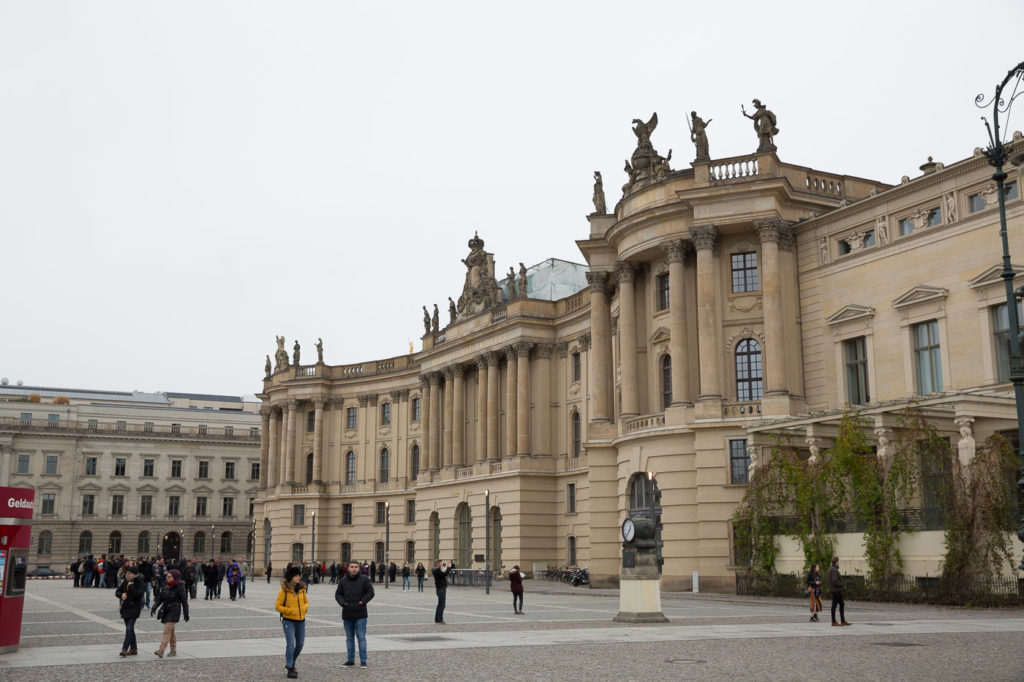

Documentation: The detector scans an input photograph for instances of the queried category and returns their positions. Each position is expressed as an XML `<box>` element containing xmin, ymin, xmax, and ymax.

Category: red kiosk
<box><xmin>0</xmin><ymin>486</ymin><xmax>34</xmax><ymax>654</ymax></box>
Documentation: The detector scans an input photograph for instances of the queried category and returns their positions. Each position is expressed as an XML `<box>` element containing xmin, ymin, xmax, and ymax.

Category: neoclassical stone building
<box><xmin>255</xmin><ymin>114</ymin><xmax>1024</xmax><ymax>590</ymax></box>
<box><xmin>0</xmin><ymin>385</ymin><xmax>261</xmax><ymax>566</ymax></box>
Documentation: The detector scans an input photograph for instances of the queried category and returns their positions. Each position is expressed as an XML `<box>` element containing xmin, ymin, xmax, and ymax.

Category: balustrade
<box><xmin>722</xmin><ymin>401</ymin><xmax>762</xmax><ymax>417</ymax></box>
<box><xmin>709</xmin><ymin>156</ymin><xmax>759</xmax><ymax>182</ymax></box>
<box><xmin>622</xmin><ymin>413</ymin><xmax>666</xmax><ymax>434</ymax></box>
<box><xmin>0</xmin><ymin>416</ymin><xmax>259</xmax><ymax>440</ymax></box>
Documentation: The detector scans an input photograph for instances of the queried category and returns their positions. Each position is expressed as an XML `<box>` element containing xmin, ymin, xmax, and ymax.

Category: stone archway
<box><xmin>162</xmin><ymin>531</ymin><xmax>182</xmax><ymax>562</ymax></box>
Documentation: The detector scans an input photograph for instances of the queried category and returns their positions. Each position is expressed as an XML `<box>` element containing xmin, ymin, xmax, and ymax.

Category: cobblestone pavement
<box><xmin>3</xmin><ymin>579</ymin><xmax>1024</xmax><ymax>681</ymax></box>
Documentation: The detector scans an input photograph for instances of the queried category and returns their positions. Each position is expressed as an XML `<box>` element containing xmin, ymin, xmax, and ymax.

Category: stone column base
<box><xmin>613</xmin><ymin>575</ymin><xmax>669</xmax><ymax>624</ymax></box>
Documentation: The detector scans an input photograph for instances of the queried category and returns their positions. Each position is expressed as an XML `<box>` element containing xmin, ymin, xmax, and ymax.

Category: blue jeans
<box><xmin>281</xmin><ymin>619</ymin><xmax>305</xmax><ymax>668</ymax></box>
<box><xmin>417</xmin><ymin>575</ymin><xmax>424</xmax><ymax>591</ymax></box>
<box><xmin>240</xmin><ymin>576</ymin><xmax>246</xmax><ymax>595</ymax></box>
<box><xmin>84</xmin><ymin>571</ymin><xmax>93</xmax><ymax>587</ymax></box>
<box><xmin>402</xmin><ymin>576</ymin><xmax>410</xmax><ymax>590</ymax></box>
<box><xmin>205</xmin><ymin>585</ymin><xmax>215</xmax><ymax>599</ymax></box>
<box><xmin>122</xmin><ymin>617</ymin><xmax>138</xmax><ymax>652</ymax></box>
<box><xmin>343</xmin><ymin>618</ymin><xmax>367</xmax><ymax>664</ymax></box>
<box><xmin>435</xmin><ymin>587</ymin><xmax>446</xmax><ymax>622</ymax></box>
<box><xmin>144</xmin><ymin>581</ymin><xmax>151</xmax><ymax>608</ymax></box>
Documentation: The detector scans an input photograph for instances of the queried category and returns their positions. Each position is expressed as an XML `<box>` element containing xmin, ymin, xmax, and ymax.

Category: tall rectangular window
<box><xmin>198</xmin><ymin>460</ymin><xmax>210</xmax><ymax>479</ymax></box>
<box><xmin>45</xmin><ymin>454</ymin><xmax>58</xmax><ymax>475</ymax></box>
<box><xmin>82</xmin><ymin>494</ymin><xmax>95</xmax><ymax>516</ymax></box>
<box><xmin>47</xmin><ymin>413</ymin><xmax>59</xmax><ymax>426</ymax></box>
<box><xmin>568</xmin><ymin>536</ymin><xmax>577</xmax><ymax>566</ymax></box>
<box><xmin>85</xmin><ymin>456</ymin><xmax>97</xmax><ymax>475</ymax></box>
<box><xmin>293</xmin><ymin>504</ymin><xmax>305</xmax><ymax>526</ymax></box>
<box><xmin>406</xmin><ymin>499</ymin><xmax>416</xmax><ymax>524</ymax></box>
<box><xmin>196</xmin><ymin>496</ymin><xmax>208</xmax><ymax>517</ymax></box>
<box><xmin>306</xmin><ymin>410</ymin><xmax>316</xmax><ymax>432</ymax></box>
<box><xmin>993</xmin><ymin>302</ymin><xmax>1024</xmax><ymax>382</ymax></box>
<box><xmin>250</xmin><ymin>461</ymin><xmax>260</xmax><ymax>481</ymax></box>
<box><xmin>571</xmin><ymin>352</ymin><xmax>581</xmax><ymax>382</ymax></box>
<box><xmin>376</xmin><ymin>501</ymin><xmax>386</xmax><ymax>525</ymax></box>
<box><xmin>143</xmin><ymin>459</ymin><xmax>154</xmax><ymax>477</ymax></box>
<box><xmin>225</xmin><ymin>461</ymin><xmax>236</xmax><ymax>480</ymax></box>
<box><xmin>114</xmin><ymin>457</ymin><xmax>126</xmax><ymax>477</ymax></box>
<box><xmin>171</xmin><ymin>459</ymin><xmax>182</xmax><ymax>478</ymax></box>
<box><xmin>730</xmin><ymin>439</ymin><xmax>750</xmax><ymax>484</ymax></box>
<box><xmin>16</xmin><ymin>454</ymin><xmax>30</xmax><ymax>474</ymax></box>
<box><xmin>111</xmin><ymin>495</ymin><xmax>124</xmax><ymax>516</ymax></box>
<box><xmin>567</xmin><ymin>483</ymin><xmax>576</xmax><ymax>513</ymax></box>
<box><xmin>198</xmin><ymin>424</ymin><xmax>208</xmax><ymax>436</ymax></box>
<box><xmin>168</xmin><ymin>496</ymin><xmax>181</xmax><ymax>516</ymax></box>
<box><xmin>41</xmin><ymin>493</ymin><xmax>56</xmax><ymax>515</ymax></box>
<box><xmin>913</xmin><ymin>320</ymin><xmax>943</xmax><ymax>394</ymax></box>
<box><xmin>140</xmin><ymin>495</ymin><xmax>153</xmax><ymax>516</ymax></box>
<box><xmin>347</xmin><ymin>407</ymin><xmax>357</xmax><ymax>429</ymax></box>
<box><xmin>116</xmin><ymin>420</ymin><xmax>127</xmax><ymax>432</ymax></box>
<box><xmin>844</xmin><ymin>336</ymin><xmax>869</xmax><ymax>405</ymax></box>
<box><xmin>731</xmin><ymin>252</ymin><xmax>759</xmax><ymax>293</ymax></box>
<box><xmin>222</xmin><ymin>497</ymin><xmax>234</xmax><ymax>517</ymax></box>
<box><xmin>411</xmin><ymin>397</ymin><xmax>421</xmax><ymax>421</ymax></box>
<box><xmin>342</xmin><ymin>503</ymin><xmax>353</xmax><ymax>525</ymax></box>
<box><xmin>656</xmin><ymin>273</ymin><xmax>670</xmax><ymax>311</ymax></box>
<box><xmin>381</xmin><ymin>403</ymin><xmax>391</xmax><ymax>426</ymax></box>
<box><xmin>144</xmin><ymin>421</ymin><xmax>154</xmax><ymax>433</ymax></box>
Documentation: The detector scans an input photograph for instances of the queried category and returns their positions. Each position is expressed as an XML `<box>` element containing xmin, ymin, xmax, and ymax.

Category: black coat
<box><xmin>152</xmin><ymin>582</ymin><xmax>189</xmax><ymax>623</ymax></box>
<box><xmin>116</xmin><ymin>576</ymin><xmax>145</xmax><ymax>620</ymax></box>
<box><xmin>203</xmin><ymin>563</ymin><xmax>219</xmax><ymax>587</ymax></box>
<box><xmin>335</xmin><ymin>572</ymin><xmax>374</xmax><ymax>621</ymax></box>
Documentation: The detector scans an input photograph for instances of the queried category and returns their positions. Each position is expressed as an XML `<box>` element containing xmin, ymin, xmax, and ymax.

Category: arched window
<box><xmin>193</xmin><ymin>532</ymin><xmax>206</xmax><ymax>556</ymax></box>
<box><xmin>220</xmin><ymin>531</ymin><xmax>232</xmax><ymax>555</ymax></box>
<box><xmin>629</xmin><ymin>472</ymin><xmax>658</xmax><ymax>510</ymax></box>
<box><xmin>78</xmin><ymin>531</ymin><xmax>92</xmax><ymax>554</ymax></box>
<box><xmin>341</xmin><ymin>542</ymin><xmax>352</xmax><ymax>565</ymax></box>
<box><xmin>291</xmin><ymin>542</ymin><xmax>304</xmax><ymax>562</ymax></box>
<box><xmin>37</xmin><ymin>530</ymin><xmax>52</xmax><ymax>555</ymax></box>
<box><xmin>571</xmin><ymin>411</ymin><xmax>581</xmax><ymax>456</ymax></box>
<box><xmin>567</xmin><ymin>535</ymin><xmax>577</xmax><ymax>566</ymax></box>
<box><xmin>661</xmin><ymin>355</ymin><xmax>672</xmax><ymax>409</ymax></box>
<box><xmin>379</xmin><ymin>448</ymin><xmax>390</xmax><ymax>482</ymax></box>
<box><xmin>305</xmin><ymin>452</ymin><xmax>314</xmax><ymax>484</ymax></box>
<box><xmin>735</xmin><ymin>339</ymin><xmax>763</xmax><ymax>401</ymax></box>
<box><xmin>108</xmin><ymin>531</ymin><xmax>122</xmax><ymax>554</ymax></box>
<box><xmin>138</xmin><ymin>531</ymin><xmax>150</xmax><ymax>555</ymax></box>
<box><xmin>346</xmin><ymin>451</ymin><xmax>356</xmax><ymax>485</ymax></box>
<box><xmin>457</xmin><ymin>504</ymin><xmax>472</xmax><ymax>568</ymax></box>
<box><xmin>411</xmin><ymin>444</ymin><xmax>420</xmax><ymax>481</ymax></box>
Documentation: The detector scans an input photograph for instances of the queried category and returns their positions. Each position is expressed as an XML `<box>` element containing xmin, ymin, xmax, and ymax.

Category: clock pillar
<box><xmin>613</xmin><ymin>514</ymin><xmax>669</xmax><ymax>624</ymax></box>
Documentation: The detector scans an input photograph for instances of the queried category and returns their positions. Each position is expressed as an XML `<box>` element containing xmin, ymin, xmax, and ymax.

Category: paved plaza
<box><xmin>3</xmin><ymin>578</ymin><xmax>1024</xmax><ymax>680</ymax></box>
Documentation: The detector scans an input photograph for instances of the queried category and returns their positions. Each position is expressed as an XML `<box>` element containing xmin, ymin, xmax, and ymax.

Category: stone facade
<box><xmin>0</xmin><ymin>387</ymin><xmax>261</xmax><ymax>566</ymax></box>
<box><xmin>256</xmin><ymin>124</ymin><xmax>1024</xmax><ymax>590</ymax></box>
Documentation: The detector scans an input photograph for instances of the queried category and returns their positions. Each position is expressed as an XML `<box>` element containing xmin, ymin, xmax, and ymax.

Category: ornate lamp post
<box><xmin>977</xmin><ymin>61</ymin><xmax>1024</xmax><ymax>569</ymax></box>
<box><xmin>384</xmin><ymin>502</ymin><xmax>390</xmax><ymax>589</ymax></box>
<box><xmin>310</xmin><ymin>511</ymin><xmax>316</xmax><ymax>568</ymax></box>
<box><xmin>210</xmin><ymin>524</ymin><xmax>215</xmax><ymax>561</ymax></box>
<box><xmin>484</xmin><ymin>489</ymin><xmax>491</xmax><ymax>595</ymax></box>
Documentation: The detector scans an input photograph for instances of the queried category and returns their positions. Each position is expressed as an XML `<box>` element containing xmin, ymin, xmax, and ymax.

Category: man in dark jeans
<box><xmin>431</xmin><ymin>560</ymin><xmax>454</xmax><ymax>624</ymax></box>
<box><xmin>828</xmin><ymin>556</ymin><xmax>851</xmax><ymax>626</ymax></box>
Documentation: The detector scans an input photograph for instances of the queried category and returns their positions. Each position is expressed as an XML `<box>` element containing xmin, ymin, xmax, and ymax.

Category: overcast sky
<box><xmin>2</xmin><ymin>1</ymin><xmax>1022</xmax><ymax>398</ymax></box>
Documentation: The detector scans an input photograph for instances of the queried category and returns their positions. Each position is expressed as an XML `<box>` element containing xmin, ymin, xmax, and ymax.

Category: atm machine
<box><xmin>0</xmin><ymin>487</ymin><xmax>34</xmax><ymax>654</ymax></box>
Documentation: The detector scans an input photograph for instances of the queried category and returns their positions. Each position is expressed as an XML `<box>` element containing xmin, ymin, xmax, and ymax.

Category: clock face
<box><xmin>622</xmin><ymin>518</ymin><xmax>635</xmax><ymax>542</ymax></box>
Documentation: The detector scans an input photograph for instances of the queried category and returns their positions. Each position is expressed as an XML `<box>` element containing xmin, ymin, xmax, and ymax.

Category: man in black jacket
<box><xmin>116</xmin><ymin>565</ymin><xmax>145</xmax><ymax>656</ymax></box>
<box><xmin>828</xmin><ymin>556</ymin><xmax>851</xmax><ymax>626</ymax></box>
<box><xmin>431</xmin><ymin>560</ymin><xmax>454</xmax><ymax>624</ymax></box>
<box><xmin>335</xmin><ymin>561</ymin><xmax>374</xmax><ymax>668</ymax></box>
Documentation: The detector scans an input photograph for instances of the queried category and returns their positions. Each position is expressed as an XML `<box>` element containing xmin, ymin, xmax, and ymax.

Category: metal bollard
<box><xmin>692</xmin><ymin>570</ymin><xmax>700</xmax><ymax>593</ymax></box>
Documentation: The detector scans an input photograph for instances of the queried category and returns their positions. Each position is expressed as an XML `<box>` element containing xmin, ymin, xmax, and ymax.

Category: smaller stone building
<box><xmin>0</xmin><ymin>384</ymin><xmax>261</xmax><ymax>567</ymax></box>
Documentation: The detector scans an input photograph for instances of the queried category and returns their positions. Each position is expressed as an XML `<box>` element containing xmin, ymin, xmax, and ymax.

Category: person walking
<box><xmin>369</xmin><ymin>561</ymin><xmax>376</xmax><ymax>583</ymax></box>
<box><xmin>203</xmin><ymin>559</ymin><xmax>218</xmax><ymax>600</ymax></box>
<box><xmin>806</xmin><ymin>563</ymin><xmax>823</xmax><ymax>622</ymax></box>
<box><xmin>431</xmin><ymin>560</ymin><xmax>454</xmax><ymax>624</ymax></box>
<box><xmin>401</xmin><ymin>562</ymin><xmax>411</xmax><ymax>591</ymax></box>
<box><xmin>335</xmin><ymin>560</ymin><xmax>374</xmax><ymax>669</ymax></box>
<box><xmin>216</xmin><ymin>559</ymin><xmax>225</xmax><ymax>598</ymax></box>
<box><xmin>509</xmin><ymin>565</ymin><xmax>525</xmax><ymax>615</ymax></box>
<box><xmin>115</xmin><ymin>565</ymin><xmax>144</xmax><ymax>656</ymax></box>
<box><xmin>415</xmin><ymin>562</ymin><xmax>426</xmax><ymax>592</ymax></box>
<box><xmin>239</xmin><ymin>559</ymin><xmax>249</xmax><ymax>598</ymax></box>
<box><xmin>227</xmin><ymin>561</ymin><xmax>242</xmax><ymax>600</ymax></box>
<box><xmin>139</xmin><ymin>558</ymin><xmax>153</xmax><ymax>607</ymax></box>
<box><xmin>151</xmin><ymin>569</ymin><xmax>189</xmax><ymax>658</ymax></box>
<box><xmin>276</xmin><ymin>566</ymin><xmax>309</xmax><ymax>679</ymax></box>
<box><xmin>828</xmin><ymin>556</ymin><xmax>851</xmax><ymax>627</ymax></box>
<box><xmin>266</xmin><ymin>561</ymin><xmax>273</xmax><ymax>584</ymax></box>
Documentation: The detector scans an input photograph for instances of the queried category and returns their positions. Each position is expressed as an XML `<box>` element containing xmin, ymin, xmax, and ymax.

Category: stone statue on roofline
<box><xmin>456</xmin><ymin>232</ymin><xmax>503</xmax><ymax>316</ymax></box>
<box><xmin>431</xmin><ymin>304</ymin><xmax>440</xmax><ymax>333</ymax></box>
<box><xmin>448</xmin><ymin>297</ymin><xmax>457</xmax><ymax>324</ymax></box>
<box><xmin>422</xmin><ymin>306</ymin><xmax>431</xmax><ymax>335</ymax></box>
<box><xmin>316</xmin><ymin>337</ymin><xmax>324</xmax><ymax>364</ymax></box>
<box><xmin>518</xmin><ymin>263</ymin><xmax>528</xmax><ymax>298</ymax></box>
<box><xmin>506</xmin><ymin>266</ymin><xmax>517</xmax><ymax>299</ymax></box>
<box><xmin>265</xmin><ymin>355</ymin><xmax>272</xmax><ymax>379</ymax></box>
<box><xmin>689</xmin><ymin>111</ymin><xmax>711</xmax><ymax>162</ymax></box>
<box><xmin>623</xmin><ymin>112</ymin><xmax>672</xmax><ymax>193</ymax></box>
<box><xmin>741</xmin><ymin>99</ymin><xmax>779</xmax><ymax>153</ymax></box>
<box><xmin>292</xmin><ymin>340</ymin><xmax>301</xmax><ymax>365</ymax></box>
<box><xmin>592</xmin><ymin>171</ymin><xmax>606</xmax><ymax>214</ymax></box>
<box><xmin>274</xmin><ymin>335</ymin><xmax>289</xmax><ymax>370</ymax></box>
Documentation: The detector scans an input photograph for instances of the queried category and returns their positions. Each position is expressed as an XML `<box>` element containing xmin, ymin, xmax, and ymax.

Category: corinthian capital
<box><xmin>689</xmin><ymin>224</ymin><xmax>719</xmax><ymax>251</ymax></box>
<box><xmin>754</xmin><ymin>217</ymin><xmax>795</xmax><ymax>249</ymax></box>
<box><xmin>662</xmin><ymin>239</ymin><xmax>691</xmax><ymax>263</ymax></box>
<box><xmin>585</xmin><ymin>270</ymin><xmax>610</xmax><ymax>293</ymax></box>
<box><xmin>514</xmin><ymin>341</ymin><xmax>534</xmax><ymax>358</ymax></box>
<box><xmin>614</xmin><ymin>261</ymin><xmax>635</xmax><ymax>283</ymax></box>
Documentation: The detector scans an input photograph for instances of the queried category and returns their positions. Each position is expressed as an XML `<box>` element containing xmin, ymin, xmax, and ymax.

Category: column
<box><xmin>754</xmin><ymin>218</ymin><xmax>790</xmax><ymax>396</ymax></box>
<box><xmin>267</xmin><ymin>406</ymin><xmax>280</xmax><ymax>488</ymax></box>
<box><xmin>615</xmin><ymin>261</ymin><xmax>639</xmax><ymax>417</ymax></box>
<box><xmin>428</xmin><ymin>373</ymin><xmax>441</xmax><ymax>471</ymax></box>
<box><xmin>690</xmin><ymin>225</ymin><xmax>721</xmax><ymax>399</ymax></box>
<box><xmin>390</xmin><ymin>389</ymin><xmax>406</xmax><ymax>480</ymax></box>
<box><xmin>516</xmin><ymin>341</ymin><xmax>533</xmax><ymax>455</ymax></box>
<box><xmin>663</xmin><ymin>239</ymin><xmax>692</xmax><ymax>405</ymax></box>
<box><xmin>312</xmin><ymin>398</ymin><xmax>325</xmax><ymax>484</ymax></box>
<box><xmin>452</xmin><ymin>364</ymin><xmax>466</xmax><ymax>467</ymax></box>
<box><xmin>486</xmin><ymin>352</ymin><xmax>500</xmax><ymax>461</ymax></box>
<box><xmin>259</xmin><ymin>407</ymin><xmax>271</xmax><ymax>489</ymax></box>
<box><xmin>0</xmin><ymin>445</ymin><xmax>8</xmax><ymax>487</ymax></box>
<box><xmin>535</xmin><ymin>343</ymin><xmax>553</xmax><ymax>456</ymax></box>
<box><xmin>443</xmin><ymin>367</ymin><xmax>454</xmax><ymax>468</ymax></box>
<box><xmin>505</xmin><ymin>347</ymin><xmax>517</xmax><ymax>458</ymax></box>
<box><xmin>475</xmin><ymin>356</ymin><xmax>488</xmax><ymax>464</ymax></box>
<box><xmin>585</xmin><ymin>271</ymin><xmax>612</xmax><ymax>421</ymax></box>
<box><xmin>284</xmin><ymin>399</ymin><xmax>298</xmax><ymax>484</ymax></box>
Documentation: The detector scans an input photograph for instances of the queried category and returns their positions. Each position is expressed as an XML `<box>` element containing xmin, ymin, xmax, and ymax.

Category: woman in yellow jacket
<box><xmin>275</xmin><ymin>566</ymin><xmax>309</xmax><ymax>679</ymax></box>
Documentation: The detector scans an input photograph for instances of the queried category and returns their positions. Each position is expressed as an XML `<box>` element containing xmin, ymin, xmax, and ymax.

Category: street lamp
<box><xmin>977</xmin><ymin>61</ymin><xmax>1024</xmax><ymax>569</ymax></box>
<box><xmin>484</xmin><ymin>489</ymin><xmax>491</xmax><ymax>595</ymax></box>
<box><xmin>249</xmin><ymin>518</ymin><xmax>256</xmax><ymax>580</ymax></box>
<box><xmin>384</xmin><ymin>502</ymin><xmax>390</xmax><ymax>589</ymax></box>
<box><xmin>210</xmin><ymin>524</ymin><xmax>215</xmax><ymax>561</ymax></box>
